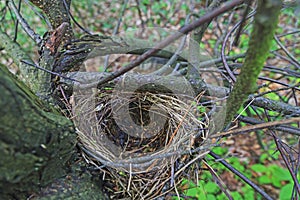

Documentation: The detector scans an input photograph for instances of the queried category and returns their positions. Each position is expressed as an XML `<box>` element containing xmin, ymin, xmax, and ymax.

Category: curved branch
<box><xmin>59</xmin><ymin>72</ymin><xmax>300</xmax><ymax>120</ymax></box>
<box><xmin>96</xmin><ymin>0</ymin><xmax>244</xmax><ymax>86</ymax></box>
<box><xmin>251</xmin><ymin>96</ymin><xmax>300</xmax><ymax>116</ymax></box>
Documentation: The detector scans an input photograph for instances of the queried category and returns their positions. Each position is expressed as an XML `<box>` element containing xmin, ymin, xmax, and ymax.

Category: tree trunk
<box><xmin>0</xmin><ymin>64</ymin><xmax>106</xmax><ymax>199</ymax></box>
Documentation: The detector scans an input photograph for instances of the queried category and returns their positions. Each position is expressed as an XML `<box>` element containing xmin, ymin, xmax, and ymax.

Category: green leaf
<box><xmin>231</xmin><ymin>191</ymin><xmax>243</xmax><ymax>199</ymax></box>
<box><xmin>242</xmin><ymin>186</ymin><xmax>255</xmax><ymax>200</ymax></box>
<box><xmin>270</xmin><ymin>175</ymin><xmax>282</xmax><ymax>188</ymax></box>
<box><xmin>204</xmin><ymin>182</ymin><xmax>219</xmax><ymax>194</ymax></box>
<box><xmin>216</xmin><ymin>193</ymin><xmax>227</xmax><ymax>200</ymax></box>
<box><xmin>258</xmin><ymin>175</ymin><xmax>271</xmax><ymax>184</ymax></box>
<box><xmin>259</xmin><ymin>153</ymin><xmax>270</xmax><ymax>163</ymax></box>
<box><xmin>207</xmin><ymin>194</ymin><xmax>216</xmax><ymax>200</ymax></box>
<box><xmin>229</xmin><ymin>157</ymin><xmax>245</xmax><ymax>172</ymax></box>
<box><xmin>185</xmin><ymin>182</ymin><xmax>207</xmax><ymax>199</ymax></box>
<box><xmin>251</xmin><ymin>164</ymin><xmax>267</xmax><ymax>173</ymax></box>
<box><xmin>142</xmin><ymin>0</ymin><xmax>150</xmax><ymax>5</ymax></box>
<box><xmin>186</xmin><ymin>187</ymin><xmax>198</xmax><ymax>197</ymax></box>
<box><xmin>212</xmin><ymin>147</ymin><xmax>228</xmax><ymax>155</ymax></box>
<box><xmin>279</xmin><ymin>183</ymin><xmax>293</xmax><ymax>200</ymax></box>
<box><xmin>269</xmin><ymin>165</ymin><xmax>292</xmax><ymax>181</ymax></box>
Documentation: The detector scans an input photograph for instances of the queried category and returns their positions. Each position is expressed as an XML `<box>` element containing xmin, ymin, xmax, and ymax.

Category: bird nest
<box><xmin>73</xmin><ymin>83</ymin><xmax>215</xmax><ymax>199</ymax></box>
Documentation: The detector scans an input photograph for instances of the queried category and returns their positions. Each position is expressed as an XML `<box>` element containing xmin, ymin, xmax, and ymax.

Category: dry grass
<box><xmin>73</xmin><ymin>86</ymin><xmax>216</xmax><ymax>199</ymax></box>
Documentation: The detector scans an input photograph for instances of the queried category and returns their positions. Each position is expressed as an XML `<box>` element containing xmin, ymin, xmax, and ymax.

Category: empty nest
<box><xmin>74</xmin><ymin>84</ymin><xmax>215</xmax><ymax>199</ymax></box>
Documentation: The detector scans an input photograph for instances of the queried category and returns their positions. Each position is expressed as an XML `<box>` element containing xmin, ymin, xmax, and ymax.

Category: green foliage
<box><xmin>279</xmin><ymin>183</ymin><xmax>293</xmax><ymax>200</ymax></box>
<box><xmin>239</xmin><ymin>34</ymin><xmax>250</xmax><ymax>50</ymax></box>
<box><xmin>178</xmin><ymin>143</ymin><xmax>294</xmax><ymax>200</ymax></box>
<box><xmin>212</xmin><ymin>146</ymin><xmax>228</xmax><ymax>155</ymax></box>
<box><xmin>231</xmin><ymin>191</ymin><xmax>243</xmax><ymax>199</ymax></box>
<box><xmin>176</xmin><ymin>179</ymin><xmax>222</xmax><ymax>200</ymax></box>
<box><xmin>251</xmin><ymin>164</ymin><xmax>267</xmax><ymax>172</ymax></box>
<box><xmin>204</xmin><ymin>182</ymin><xmax>220</xmax><ymax>194</ymax></box>
<box><xmin>0</xmin><ymin>2</ymin><xmax>44</xmax><ymax>55</ymax></box>
<box><xmin>265</xmin><ymin>92</ymin><xmax>280</xmax><ymax>101</ymax></box>
<box><xmin>197</xmin><ymin>105</ymin><xmax>206</xmax><ymax>113</ymax></box>
<box><xmin>259</xmin><ymin>142</ymin><xmax>280</xmax><ymax>163</ymax></box>
<box><xmin>242</xmin><ymin>185</ymin><xmax>255</xmax><ymax>199</ymax></box>
<box><xmin>252</xmin><ymin>164</ymin><xmax>292</xmax><ymax>187</ymax></box>
<box><xmin>251</xmin><ymin>163</ymin><xmax>294</xmax><ymax>199</ymax></box>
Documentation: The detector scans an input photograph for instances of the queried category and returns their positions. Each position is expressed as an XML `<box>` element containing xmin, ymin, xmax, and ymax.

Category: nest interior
<box><xmin>74</xmin><ymin>84</ymin><xmax>214</xmax><ymax>199</ymax></box>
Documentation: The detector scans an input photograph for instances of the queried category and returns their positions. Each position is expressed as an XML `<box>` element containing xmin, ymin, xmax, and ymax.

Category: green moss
<box><xmin>225</xmin><ymin>0</ymin><xmax>282</xmax><ymax>125</ymax></box>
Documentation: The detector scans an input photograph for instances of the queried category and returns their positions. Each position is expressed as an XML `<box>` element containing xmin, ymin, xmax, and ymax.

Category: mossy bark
<box><xmin>0</xmin><ymin>29</ymin><xmax>38</xmax><ymax>91</ymax></box>
<box><xmin>225</xmin><ymin>0</ymin><xmax>282</xmax><ymax>125</ymax></box>
<box><xmin>0</xmin><ymin>64</ymin><xmax>107</xmax><ymax>199</ymax></box>
<box><xmin>29</xmin><ymin>0</ymin><xmax>73</xmax><ymax>39</ymax></box>
<box><xmin>0</xmin><ymin>64</ymin><xmax>74</xmax><ymax>198</ymax></box>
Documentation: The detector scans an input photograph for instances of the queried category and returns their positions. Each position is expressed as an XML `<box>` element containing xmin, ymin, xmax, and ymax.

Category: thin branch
<box><xmin>212</xmin><ymin>117</ymin><xmax>300</xmax><ymax>138</ymax></box>
<box><xmin>214</xmin><ymin>11</ymin><xmax>235</xmax><ymax>56</ymax></box>
<box><xmin>192</xmin><ymin>0</ymin><xmax>228</xmax><ymax>44</ymax></box>
<box><xmin>274</xmin><ymin>34</ymin><xmax>300</xmax><ymax>69</ymax></box>
<box><xmin>13</xmin><ymin>0</ymin><xmax>21</xmax><ymax>42</ymax></box>
<box><xmin>270</xmin><ymin>131</ymin><xmax>300</xmax><ymax>194</ymax></box>
<box><xmin>96</xmin><ymin>0</ymin><xmax>244</xmax><ymax>86</ymax></box>
<box><xmin>150</xmin><ymin>13</ymin><xmax>194</xmax><ymax>76</ymax></box>
<box><xmin>238</xmin><ymin>115</ymin><xmax>300</xmax><ymax>136</ymax></box>
<box><xmin>202</xmin><ymin>159</ymin><xmax>233</xmax><ymax>199</ymax></box>
<box><xmin>104</xmin><ymin>0</ymin><xmax>129</xmax><ymax>70</ymax></box>
<box><xmin>20</xmin><ymin>60</ymin><xmax>81</xmax><ymax>83</ymax></box>
<box><xmin>7</xmin><ymin>0</ymin><xmax>42</xmax><ymax>45</ymax></box>
<box><xmin>209</xmin><ymin>151</ymin><xmax>273</xmax><ymax>200</ymax></box>
<box><xmin>233</xmin><ymin>0</ymin><xmax>252</xmax><ymax>46</ymax></box>
<box><xmin>277</xmin><ymin>30</ymin><xmax>300</xmax><ymax>38</ymax></box>
<box><xmin>221</xmin><ymin>9</ymin><xmax>256</xmax><ymax>83</ymax></box>
<box><xmin>62</xmin><ymin>0</ymin><xmax>92</xmax><ymax>35</ymax></box>
<box><xmin>271</xmin><ymin>51</ymin><xmax>300</xmax><ymax>68</ymax></box>
<box><xmin>134</xmin><ymin>0</ymin><xmax>145</xmax><ymax>30</ymax></box>
<box><xmin>24</xmin><ymin>0</ymin><xmax>51</xmax><ymax>28</ymax></box>
<box><xmin>258</xmin><ymin>76</ymin><xmax>300</xmax><ymax>92</ymax></box>
<box><xmin>251</xmin><ymin>96</ymin><xmax>300</xmax><ymax>116</ymax></box>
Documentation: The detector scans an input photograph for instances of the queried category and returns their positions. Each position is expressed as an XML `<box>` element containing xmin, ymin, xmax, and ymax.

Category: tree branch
<box><xmin>8</xmin><ymin>0</ymin><xmax>42</xmax><ymax>45</ymax></box>
<box><xmin>95</xmin><ymin>0</ymin><xmax>244</xmax><ymax>86</ymax></box>
<box><xmin>0</xmin><ymin>64</ymin><xmax>76</xmax><ymax>199</ymax></box>
<box><xmin>225</xmin><ymin>0</ymin><xmax>282</xmax><ymax>125</ymax></box>
<box><xmin>212</xmin><ymin>117</ymin><xmax>300</xmax><ymax>138</ymax></box>
<box><xmin>0</xmin><ymin>29</ymin><xmax>38</xmax><ymax>90</ymax></box>
<box><xmin>59</xmin><ymin>72</ymin><xmax>300</xmax><ymax>120</ymax></box>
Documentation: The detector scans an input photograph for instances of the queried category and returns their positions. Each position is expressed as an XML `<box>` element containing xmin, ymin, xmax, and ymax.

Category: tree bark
<box><xmin>1</xmin><ymin>0</ymin><xmax>298</xmax><ymax>199</ymax></box>
<box><xmin>225</xmin><ymin>0</ymin><xmax>282</xmax><ymax>125</ymax></box>
<box><xmin>0</xmin><ymin>64</ymin><xmax>106</xmax><ymax>199</ymax></box>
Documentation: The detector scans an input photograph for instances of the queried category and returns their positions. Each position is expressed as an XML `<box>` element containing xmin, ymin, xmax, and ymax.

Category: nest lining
<box><xmin>74</xmin><ymin>87</ymin><xmax>214</xmax><ymax>198</ymax></box>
